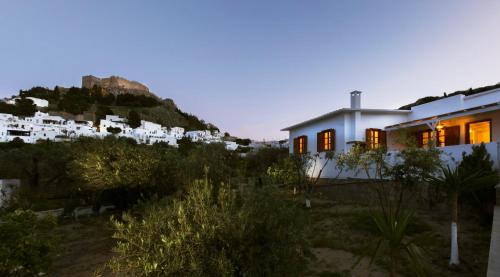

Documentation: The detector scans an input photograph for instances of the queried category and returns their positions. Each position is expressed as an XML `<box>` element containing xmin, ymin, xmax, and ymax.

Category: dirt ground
<box><xmin>49</xmin><ymin>182</ymin><xmax>492</xmax><ymax>277</ymax></box>
<box><xmin>50</xmin><ymin>216</ymin><xmax>116</xmax><ymax>277</ymax></box>
<box><xmin>305</xmin><ymin>182</ymin><xmax>492</xmax><ymax>277</ymax></box>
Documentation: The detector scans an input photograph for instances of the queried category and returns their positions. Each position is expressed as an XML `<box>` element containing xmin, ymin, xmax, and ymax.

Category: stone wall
<box><xmin>82</xmin><ymin>75</ymin><xmax>149</xmax><ymax>92</ymax></box>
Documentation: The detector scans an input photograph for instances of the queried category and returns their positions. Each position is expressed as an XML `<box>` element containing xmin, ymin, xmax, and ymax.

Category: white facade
<box><xmin>0</xmin><ymin>111</ymin><xmax>236</xmax><ymax>150</ymax></box>
<box><xmin>283</xmin><ymin>89</ymin><xmax>500</xmax><ymax>178</ymax></box>
<box><xmin>4</xmin><ymin>97</ymin><xmax>49</xmax><ymax>108</ymax></box>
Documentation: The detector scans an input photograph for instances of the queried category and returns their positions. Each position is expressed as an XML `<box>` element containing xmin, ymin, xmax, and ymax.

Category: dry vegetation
<box><xmin>48</xmin><ymin>182</ymin><xmax>492</xmax><ymax>277</ymax></box>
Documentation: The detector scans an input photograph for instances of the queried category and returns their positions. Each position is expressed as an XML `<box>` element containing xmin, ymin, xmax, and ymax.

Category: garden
<box><xmin>0</xmin><ymin>136</ymin><xmax>497</xmax><ymax>276</ymax></box>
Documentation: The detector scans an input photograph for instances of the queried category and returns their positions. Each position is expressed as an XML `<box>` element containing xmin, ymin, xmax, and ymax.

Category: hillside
<box><xmin>399</xmin><ymin>82</ymin><xmax>500</xmax><ymax>110</ymax></box>
<box><xmin>2</xmin><ymin>82</ymin><xmax>218</xmax><ymax>131</ymax></box>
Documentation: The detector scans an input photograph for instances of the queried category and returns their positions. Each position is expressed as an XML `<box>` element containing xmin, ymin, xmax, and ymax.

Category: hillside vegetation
<box><xmin>7</xmin><ymin>86</ymin><xmax>217</xmax><ymax>131</ymax></box>
<box><xmin>399</xmin><ymin>82</ymin><xmax>500</xmax><ymax>110</ymax></box>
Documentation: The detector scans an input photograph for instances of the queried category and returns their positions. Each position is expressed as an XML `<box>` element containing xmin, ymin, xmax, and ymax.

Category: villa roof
<box><xmin>281</xmin><ymin>108</ymin><xmax>410</xmax><ymax>131</ymax></box>
<box><xmin>385</xmin><ymin>101</ymin><xmax>500</xmax><ymax>130</ymax></box>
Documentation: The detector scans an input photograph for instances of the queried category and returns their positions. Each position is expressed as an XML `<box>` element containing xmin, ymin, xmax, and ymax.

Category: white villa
<box><xmin>282</xmin><ymin>88</ymin><xmax>500</xmax><ymax>179</ymax></box>
<box><xmin>0</xmin><ymin>111</ymin><xmax>235</xmax><ymax>149</ymax></box>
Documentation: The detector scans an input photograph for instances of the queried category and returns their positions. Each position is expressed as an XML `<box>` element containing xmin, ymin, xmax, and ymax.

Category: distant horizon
<box><xmin>1</xmin><ymin>1</ymin><xmax>500</xmax><ymax>140</ymax></box>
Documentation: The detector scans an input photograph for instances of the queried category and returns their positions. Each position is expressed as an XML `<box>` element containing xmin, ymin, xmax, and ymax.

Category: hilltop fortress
<box><xmin>82</xmin><ymin>75</ymin><xmax>152</xmax><ymax>96</ymax></box>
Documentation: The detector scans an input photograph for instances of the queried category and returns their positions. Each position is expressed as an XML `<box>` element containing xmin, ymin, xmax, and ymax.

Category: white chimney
<box><xmin>350</xmin><ymin>91</ymin><xmax>362</xmax><ymax>109</ymax></box>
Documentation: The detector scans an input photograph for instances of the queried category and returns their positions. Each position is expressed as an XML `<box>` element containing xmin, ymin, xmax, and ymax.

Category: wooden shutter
<box><xmin>331</xmin><ymin>129</ymin><xmax>336</xmax><ymax>152</ymax></box>
<box><xmin>293</xmin><ymin>138</ymin><xmax>299</xmax><ymax>154</ymax></box>
<box><xmin>317</xmin><ymin>132</ymin><xmax>323</xmax><ymax>152</ymax></box>
<box><xmin>415</xmin><ymin>132</ymin><xmax>423</xmax><ymax>148</ymax></box>
<box><xmin>444</xmin><ymin>126</ymin><xmax>460</xmax><ymax>146</ymax></box>
<box><xmin>379</xmin><ymin>130</ymin><xmax>387</xmax><ymax>148</ymax></box>
<box><xmin>465</xmin><ymin>123</ymin><xmax>471</xmax><ymax>144</ymax></box>
<box><xmin>365</xmin><ymin>129</ymin><xmax>372</xmax><ymax>148</ymax></box>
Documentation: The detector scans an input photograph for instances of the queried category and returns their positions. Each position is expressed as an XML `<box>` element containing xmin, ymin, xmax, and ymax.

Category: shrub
<box><xmin>459</xmin><ymin>143</ymin><xmax>499</xmax><ymax>224</ymax></box>
<box><xmin>0</xmin><ymin>210</ymin><xmax>57</xmax><ymax>276</ymax></box>
<box><xmin>108</xmin><ymin>182</ymin><xmax>308</xmax><ymax>276</ymax></box>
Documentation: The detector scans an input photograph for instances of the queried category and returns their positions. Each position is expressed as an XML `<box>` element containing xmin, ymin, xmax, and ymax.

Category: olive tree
<box><xmin>107</xmin><ymin>181</ymin><xmax>308</xmax><ymax>276</ymax></box>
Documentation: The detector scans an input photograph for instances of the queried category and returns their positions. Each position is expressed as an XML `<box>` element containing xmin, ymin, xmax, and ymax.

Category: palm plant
<box><xmin>428</xmin><ymin>165</ymin><xmax>498</xmax><ymax>265</ymax></box>
<box><xmin>356</xmin><ymin>184</ymin><xmax>430</xmax><ymax>277</ymax></box>
<box><xmin>367</xmin><ymin>208</ymin><xmax>428</xmax><ymax>277</ymax></box>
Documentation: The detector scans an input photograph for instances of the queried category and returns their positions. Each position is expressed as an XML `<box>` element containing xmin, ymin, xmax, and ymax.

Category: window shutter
<box><xmin>293</xmin><ymin>138</ymin><xmax>299</xmax><ymax>154</ymax></box>
<box><xmin>465</xmin><ymin>123</ymin><xmax>470</xmax><ymax>144</ymax></box>
<box><xmin>303</xmin><ymin>136</ymin><xmax>308</xmax><ymax>153</ymax></box>
<box><xmin>444</xmin><ymin>126</ymin><xmax>460</xmax><ymax>146</ymax></box>
<box><xmin>331</xmin><ymin>129</ymin><xmax>336</xmax><ymax>152</ymax></box>
<box><xmin>380</xmin><ymin>130</ymin><xmax>387</xmax><ymax>148</ymax></box>
<box><xmin>415</xmin><ymin>132</ymin><xmax>423</xmax><ymax>148</ymax></box>
<box><xmin>365</xmin><ymin>129</ymin><xmax>372</xmax><ymax>148</ymax></box>
<box><xmin>317</xmin><ymin>132</ymin><xmax>323</xmax><ymax>152</ymax></box>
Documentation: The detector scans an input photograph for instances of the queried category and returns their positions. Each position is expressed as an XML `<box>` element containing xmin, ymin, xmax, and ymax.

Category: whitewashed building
<box><xmin>4</xmin><ymin>97</ymin><xmax>49</xmax><ymax>108</ymax></box>
<box><xmin>0</xmin><ymin>111</ymin><xmax>236</xmax><ymax>149</ymax></box>
<box><xmin>282</xmin><ymin>89</ymin><xmax>500</xmax><ymax>178</ymax></box>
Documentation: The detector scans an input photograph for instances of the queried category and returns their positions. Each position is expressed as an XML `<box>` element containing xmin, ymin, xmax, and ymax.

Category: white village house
<box><xmin>0</xmin><ymin>111</ymin><xmax>237</xmax><ymax>149</ymax></box>
<box><xmin>4</xmin><ymin>96</ymin><xmax>49</xmax><ymax>108</ymax></box>
<box><xmin>282</xmin><ymin>89</ymin><xmax>500</xmax><ymax>179</ymax></box>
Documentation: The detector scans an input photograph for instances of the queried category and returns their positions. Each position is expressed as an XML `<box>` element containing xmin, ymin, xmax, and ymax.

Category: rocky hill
<box><xmin>5</xmin><ymin>75</ymin><xmax>218</xmax><ymax>131</ymax></box>
<box><xmin>81</xmin><ymin>75</ymin><xmax>157</xmax><ymax>98</ymax></box>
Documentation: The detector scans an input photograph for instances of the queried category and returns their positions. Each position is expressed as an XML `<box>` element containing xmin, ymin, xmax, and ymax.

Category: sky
<box><xmin>1</xmin><ymin>1</ymin><xmax>500</xmax><ymax>140</ymax></box>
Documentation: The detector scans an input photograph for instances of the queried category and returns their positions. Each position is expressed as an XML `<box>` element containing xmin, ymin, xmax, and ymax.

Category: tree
<box><xmin>107</xmin><ymin>181</ymin><xmax>308</xmax><ymax>276</ymax></box>
<box><xmin>428</xmin><ymin>165</ymin><xmax>498</xmax><ymax>265</ymax></box>
<box><xmin>106</xmin><ymin>126</ymin><xmax>122</xmax><ymax>134</ymax></box>
<box><xmin>290</xmin><ymin>151</ymin><xmax>335</xmax><ymax>208</ymax></box>
<box><xmin>14</xmin><ymin>97</ymin><xmax>37</xmax><ymax>117</ymax></box>
<box><xmin>70</xmin><ymin>138</ymin><xmax>161</xmax><ymax>208</ymax></box>
<box><xmin>128</xmin><ymin>110</ymin><xmax>141</xmax><ymax>129</ymax></box>
<box><xmin>95</xmin><ymin>105</ymin><xmax>114</xmax><ymax>125</ymax></box>
<box><xmin>0</xmin><ymin>210</ymin><xmax>58</xmax><ymax>276</ymax></box>
<box><xmin>459</xmin><ymin>143</ymin><xmax>498</xmax><ymax>224</ymax></box>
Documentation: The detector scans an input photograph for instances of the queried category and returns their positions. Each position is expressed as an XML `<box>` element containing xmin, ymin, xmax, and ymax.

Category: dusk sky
<box><xmin>1</xmin><ymin>1</ymin><xmax>499</xmax><ymax>140</ymax></box>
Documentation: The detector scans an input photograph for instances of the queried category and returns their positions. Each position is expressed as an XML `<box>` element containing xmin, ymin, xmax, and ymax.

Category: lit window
<box><xmin>422</xmin><ymin>131</ymin><xmax>430</xmax><ymax>146</ymax></box>
<box><xmin>318</xmin><ymin>129</ymin><xmax>334</xmax><ymax>152</ymax></box>
<box><xmin>467</xmin><ymin>120</ymin><xmax>491</xmax><ymax>144</ymax></box>
<box><xmin>298</xmin><ymin>137</ymin><xmax>305</xmax><ymax>154</ymax></box>
<box><xmin>367</xmin><ymin>129</ymin><xmax>385</xmax><ymax>149</ymax></box>
<box><xmin>437</xmin><ymin>129</ymin><xmax>445</xmax><ymax>147</ymax></box>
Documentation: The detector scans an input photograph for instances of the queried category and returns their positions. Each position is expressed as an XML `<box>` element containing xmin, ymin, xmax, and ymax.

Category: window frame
<box><xmin>465</xmin><ymin>119</ymin><xmax>492</xmax><ymax>145</ymax></box>
<box><xmin>317</xmin><ymin>129</ymin><xmax>335</xmax><ymax>152</ymax></box>
<box><xmin>294</xmin><ymin>135</ymin><xmax>308</xmax><ymax>154</ymax></box>
<box><xmin>366</xmin><ymin>128</ymin><xmax>385</xmax><ymax>150</ymax></box>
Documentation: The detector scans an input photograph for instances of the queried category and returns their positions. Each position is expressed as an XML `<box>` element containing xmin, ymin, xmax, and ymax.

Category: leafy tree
<box><xmin>14</xmin><ymin>97</ymin><xmax>37</xmax><ymax>117</ymax></box>
<box><xmin>107</xmin><ymin>181</ymin><xmax>308</xmax><ymax>276</ymax></box>
<box><xmin>95</xmin><ymin>105</ymin><xmax>114</xmax><ymax>125</ymax></box>
<box><xmin>128</xmin><ymin>110</ymin><xmax>141</xmax><ymax>128</ymax></box>
<box><xmin>0</xmin><ymin>210</ymin><xmax>58</xmax><ymax>276</ymax></box>
<box><xmin>177</xmin><ymin>136</ymin><xmax>198</xmax><ymax>156</ymax></box>
<box><xmin>245</xmin><ymin>147</ymin><xmax>289</xmax><ymax>177</ymax></box>
<box><xmin>115</xmin><ymin>94</ymin><xmax>161</xmax><ymax>107</ymax></box>
<box><xmin>290</xmin><ymin>151</ymin><xmax>335</xmax><ymax>208</ymax></box>
<box><xmin>235</xmin><ymin>138</ymin><xmax>251</xmax><ymax>146</ymax></box>
<box><xmin>20</xmin><ymin>86</ymin><xmax>60</xmax><ymax>102</ymax></box>
<box><xmin>70</xmin><ymin>138</ymin><xmax>161</xmax><ymax>208</ymax></box>
<box><xmin>57</xmin><ymin>87</ymin><xmax>91</xmax><ymax>114</ymax></box>
<box><xmin>106</xmin><ymin>126</ymin><xmax>122</xmax><ymax>134</ymax></box>
<box><xmin>428</xmin><ymin>165</ymin><xmax>498</xmax><ymax>265</ymax></box>
<box><xmin>459</xmin><ymin>143</ymin><xmax>498</xmax><ymax>224</ymax></box>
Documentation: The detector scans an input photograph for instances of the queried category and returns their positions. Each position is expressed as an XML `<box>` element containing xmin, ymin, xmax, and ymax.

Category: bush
<box><xmin>459</xmin><ymin>143</ymin><xmax>499</xmax><ymax>224</ymax></box>
<box><xmin>108</xmin><ymin>182</ymin><xmax>308</xmax><ymax>276</ymax></box>
<box><xmin>0</xmin><ymin>210</ymin><xmax>57</xmax><ymax>276</ymax></box>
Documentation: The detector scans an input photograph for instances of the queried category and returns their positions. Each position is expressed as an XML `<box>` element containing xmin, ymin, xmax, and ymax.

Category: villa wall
<box><xmin>288</xmin><ymin>115</ymin><xmax>346</xmax><ymax>154</ymax></box>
